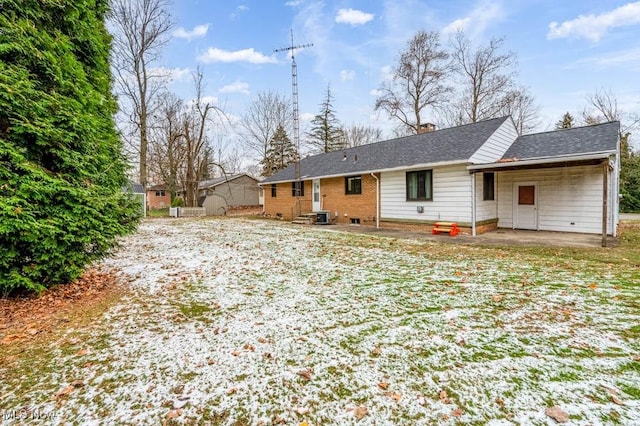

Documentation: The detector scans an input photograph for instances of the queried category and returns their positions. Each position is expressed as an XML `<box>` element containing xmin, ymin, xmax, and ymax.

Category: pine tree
<box><xmin>0</xmin><ymin>0</ymin><xmax>141</xmax><ymax>294</ymax></box>
<box><xmin>307</xmin><ymin>85</ymin><xmax>345</xmax><ymax>153</ymax></box>
<box><xmin>555</xmin><ymin>112</ymin><xmax>574</xmax><ymax>129</ymax></box>
<box><xmin>262</xmin><ymin>125</ymin><xmax>297</xmax><ymax>177</ymax></box>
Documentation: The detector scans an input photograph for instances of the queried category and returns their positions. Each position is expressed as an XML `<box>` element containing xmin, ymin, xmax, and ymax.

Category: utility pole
<box><xmin>274</xmin><ymin>31</ymin><xmax>312</xmax><ymax>209</ymax></box>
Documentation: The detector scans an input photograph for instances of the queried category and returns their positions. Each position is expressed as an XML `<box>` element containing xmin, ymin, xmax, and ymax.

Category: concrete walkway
<box><xmin>325</xmin><ymin>224</ymin><xmax>618</xmax><ymax>248</ymax></box>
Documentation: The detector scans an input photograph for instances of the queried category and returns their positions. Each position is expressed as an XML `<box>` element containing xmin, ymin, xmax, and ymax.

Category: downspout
<box><xmin>602</xmin><ymin>160</ymin><xmax>608</xmax><ymax>248</ymax></box>
<box><xmin>471</xmin><ymin>172</ymin><xmax>477</xmax><ymax>236</ymax></box>
<box><xmin>371</xmin><ymin>173</ymin><xmax>379</xmax><ymax>229</ymax></box>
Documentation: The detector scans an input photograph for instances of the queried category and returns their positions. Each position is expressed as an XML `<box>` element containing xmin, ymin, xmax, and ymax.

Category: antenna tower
<box><xmin>274</xmin><ymin>30</ymin><xmax>312</xmax><ymax>203</ymax></box>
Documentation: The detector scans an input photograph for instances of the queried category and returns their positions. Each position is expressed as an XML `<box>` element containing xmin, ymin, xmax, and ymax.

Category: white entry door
<box><xmin>312</xmin><ymin>179</ymin><xmax>321</xmax><ymax>211</ymax></box>
<box><xmin>513</xmin><ymin>183</ymin><xmax>538</xmax><ymax>230</ymax></box>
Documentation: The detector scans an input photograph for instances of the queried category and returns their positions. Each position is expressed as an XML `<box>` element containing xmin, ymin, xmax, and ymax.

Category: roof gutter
<box><xmin>467</xmin><ymin>151</ymin><xmax>614</xmax><ymax>172</ymax></box>
<box><xmin>259</xmin><ymin>159</ymin><xmax>468</xmax><ymax>185</ymax></box>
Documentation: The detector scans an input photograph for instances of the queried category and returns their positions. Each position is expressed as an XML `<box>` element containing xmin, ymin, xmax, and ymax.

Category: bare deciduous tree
<box><xmin>582</xmin><ymin>88</ymin><xmax>621</xmax><ymax>125</ymax></box>
<box><xmin>504</xmin><ymin>86</ymin><xmax>540</xmax><ymax>134</ymax></box>
<box><xmin>448</xmin><ymin>31</ymin><xmax>518</xmax><ymax>125</ymax></box>
<box><xmin>148</xmin><ymin>92</ymin><xmax>185</xmax><ymax>196</ymax></box>
<box><xmin>110</xmin><ymin>0</ymin><xmax>173</xmax><ymax>188</ymax></box>
<box><xmin>239</xmin><ymin>91</ymin><xmax>291</xmax><ymax>169</ymax></box>
<box><xmin>375</xmin><ymin>30</ymin><xmax>451</xmax><ymax>134</ymax></box>
<box><xmin>341</xmin><ymin>124</ymin><xmax>383</xmax><ymax>148</ymax></box>
<box><xmin>182</xmin><ymin>70</ymin><xmax>226</xmax><ymax>207</ymax></box>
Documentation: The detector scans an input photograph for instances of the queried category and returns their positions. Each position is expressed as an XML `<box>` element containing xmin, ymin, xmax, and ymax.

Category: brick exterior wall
<box><xmin>263</xmin><ymin>174</ymin><xmax>379</xmax><ymax>224</ymax></box>
<box><xmin>147</xmin><ymin>190</ymin><xmax>171</xmax><ymax>210</ymax></box>
<box><xmin>318</xmin><ymin>174</ymin><xmax>378</xmax><ymax>225</ymax></box>
<box><xmin>263</xmin><ymin>181</ymin><xmax>312</xmax><ymax>220</ymax></box>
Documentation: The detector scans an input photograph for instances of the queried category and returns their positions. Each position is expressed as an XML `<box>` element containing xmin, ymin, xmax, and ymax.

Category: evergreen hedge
<box><xmin>0</xmin><ymin>0</ymin><xmax>141</xmax><ymax>295</ymax></box>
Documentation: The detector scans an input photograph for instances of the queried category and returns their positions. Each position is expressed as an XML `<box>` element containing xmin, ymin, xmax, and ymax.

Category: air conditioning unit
<box><xmin>316</xmin><ymin>211</ymin><xmax>330</xmax><ymax>225</ymax></box>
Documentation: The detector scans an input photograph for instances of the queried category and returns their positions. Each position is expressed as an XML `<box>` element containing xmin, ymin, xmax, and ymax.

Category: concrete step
<box><xmin>292</xmin><ymin>215</ymin><xmax>314</xmax><ymax>225</ymax></box>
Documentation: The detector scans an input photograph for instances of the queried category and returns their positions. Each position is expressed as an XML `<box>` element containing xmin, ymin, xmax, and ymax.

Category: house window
<box><xmin>291</xmin><ymin>181</ymin><xmax>304</xmax><ymax>197</ymax></box>
<box><xmin>406</xmin><ymin>170</ymin><xmax>432</xmax><ymax>201</ymax></box>
<box><xmin>155</xmin><ymin>190</ymin><xmax>165</xmax><ymax>197</ymax></box>
<box><xmin>271</xmin><ymin>184</ymin><xmax>277</xmax><ymax>198</ymax></box>
<box><xmin>345</xmin><ymin>175</ymin><xmax>362</xmax><ymax>195</ymax></box>
<box><xmin>483</xmin><ymin>172</ymin><xmax>495</xmax><ymax>201</ymax></box>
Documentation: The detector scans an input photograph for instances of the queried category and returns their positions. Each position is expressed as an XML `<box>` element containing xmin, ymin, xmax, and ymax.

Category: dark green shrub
<box><xmin>0</xmin><ymin>1</ymin><xmax>141</xmax><ymax>294</ymax></box>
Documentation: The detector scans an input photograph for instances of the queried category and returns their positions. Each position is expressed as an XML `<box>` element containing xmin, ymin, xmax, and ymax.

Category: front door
<box><xmin>312</xmin><ymin>179</ymin><xmax>321</xmax><ymax>211</ymax></box>
<box><xmin>513</xmin><ymin>183</ymin><xmax>538</xmax><ymax>230</ymax></box>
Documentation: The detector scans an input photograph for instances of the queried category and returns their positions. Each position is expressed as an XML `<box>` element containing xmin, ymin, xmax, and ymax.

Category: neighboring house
<box><xmin>197</xmin><ymin>174</ymin><xmax>260</xmax><ymax>216</ymax></box>
<box><xmin>147</xmin><ymin>184</ymin><xmax>171</xmax><ymax>210</ymax></box>
<box><xmin>259</xmin><ymin>116</ymin><xmax>620</xmax><ymax>241</ymax></box>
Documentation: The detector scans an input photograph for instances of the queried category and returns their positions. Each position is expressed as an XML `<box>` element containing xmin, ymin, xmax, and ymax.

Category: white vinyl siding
<box><xmin>496</xmin><ymin>165</ymin><xmax>610</xmax><ymax>234</ymax></box>
<box><xmin>469</xmin><ymin>118</ymin><xmax>519</xmax><ymax>164</ymax></box>
<box><xmin>381</xmin><ymin>165</ymin><xmax>472</xmax><ymax>223</ymax></box>
<box><xmin>475</xmin><ymin>173</ymin><xmax>498</xmax><ymax>222</ymax></box>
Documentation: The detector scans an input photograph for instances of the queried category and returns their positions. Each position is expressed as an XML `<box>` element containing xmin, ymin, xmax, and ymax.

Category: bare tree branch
<box><xmin>110</xmin><ymin>0</ymin><xmax>173</xmax><ymax>187</ymax></box>
<box><xmin>374</xmin><ymin>30</ymin><xmax>451</xmax><ymax>134</ymax></box>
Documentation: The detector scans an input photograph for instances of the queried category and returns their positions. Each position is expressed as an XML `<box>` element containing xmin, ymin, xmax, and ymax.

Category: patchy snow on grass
<box><xmin>1</xmin><ymin>217</ymin><xmax>638</xmax><ymax>425</ymax></box>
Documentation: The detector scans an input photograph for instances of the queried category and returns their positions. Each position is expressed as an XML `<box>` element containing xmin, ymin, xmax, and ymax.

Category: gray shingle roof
<box><xmin>123</xmin><ymin>181</ymin><xmax>145</xmax><ymax>194</ymax></box>
<box><xmin>198</xmin><ymin>174</ymin><xmax>257</xmax><ymax>189</ymax></box>
<box><xmin>503</xmin><ymin>121</ymin><xmax>619</xmax><ymax>160</ymax></box>
<box><xmin>261</xmin><ymin>116</ymin><xmax>510</xmax><ymax>183</ymax></box>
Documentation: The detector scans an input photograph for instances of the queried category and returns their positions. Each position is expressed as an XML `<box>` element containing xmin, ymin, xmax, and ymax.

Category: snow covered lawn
<box><xmin>2</xmin><ymin>217</ymin><xmax>639</xmax><ymax>425</ymax></box>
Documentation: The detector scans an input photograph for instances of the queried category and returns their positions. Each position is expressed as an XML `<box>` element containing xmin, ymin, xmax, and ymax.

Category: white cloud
<box><xmin>173</xmin><ymin>24</ymin><xmax>209</xmax><ymax>41</ymax></box>
<box><xmin>285</xmin><ymin>0</ymin><xmax>303</xmax><ymax>7</ymax></box>
<box><xmin>197</xmin><ymin>47</ymin><xmax>277</xmax><ymax>64</ymax></box>
<box><xmin>219</xmin><ymin>80</ymin><xmax>250</xmax><ymax>94</ymax></box>
<box><xmin>300</xmin><ymin>112</ymin><xmax>315</xmax><ymax>122</ymax></box>
<box><xmin>548</xmin><ymin>2</ymin><xmax>640</xmax><ymax>42</ymax></box>
<box><xmin>579</xmin><ymin>47</ymin><xmax>640</xmax><ymax>68</ymax></box>
<box><xmin>340</xmin><ymin>69</ymin><xmax>355</xmax><ymax>81</ymax></box>
<box><xmin>335</xmin><ymin>8</ymin><xmax>374</xmax><ymax>25</ymax></box>
<box><xmin>369</xmin><ymin>88</ymin><xmax>384</xmax><ymax>97</ymax></box>
<box><xmin>148</xmin><ymin>67</ymin><xmax>191</xmax><ymax>82</ymax></box>
<box><xmin>200</xmin><ymin>96</ymin><xmax>219</xmax><ymax>106</ymax></box>
<box><xmin>442</xmin><ymin>0</ymin><xmax>505</xmax><ymax>38</ymax></box>
<box><xmin>380</xmin><ymin>65</ymin><xmax>394</xmax><ymax>81</ymax></box>
<box><xmin>231</xmin><ymin>5</ymin><xmax>249</xmax><ymax>19</ymax></box>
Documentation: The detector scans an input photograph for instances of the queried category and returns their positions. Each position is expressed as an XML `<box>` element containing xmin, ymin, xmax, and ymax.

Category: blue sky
<box><xmin>159</xmin><ymin>0</ymin><xmax>639</xmax><ymax>150</ymax></box>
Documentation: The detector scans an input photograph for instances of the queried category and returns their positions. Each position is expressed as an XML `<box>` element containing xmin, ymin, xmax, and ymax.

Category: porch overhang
<box><xmin>466</xmin><ymin>152</ymin><xmax>614</xmax><ymax>173</ymax></box>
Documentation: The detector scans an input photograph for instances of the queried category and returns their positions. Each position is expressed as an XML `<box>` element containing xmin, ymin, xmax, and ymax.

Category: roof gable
<box><xmin>503</xmin><ymin>121</ymin><xmax>619</xmax><ymax>160</ymax></box>
<box><xmin>199</xmin><ymin>174</ymin><xmax>258</xmax><ymax>189</ymax></box>
<box><xmin>262</xmin><ymin>116</ymin><xmax>510</xmax><ymax>183</ymax></box>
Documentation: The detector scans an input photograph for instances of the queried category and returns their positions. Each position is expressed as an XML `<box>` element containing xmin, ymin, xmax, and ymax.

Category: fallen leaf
<box><xmin>384</xmin><ymin>391</ymin><xmax>402</xmax><ymax>402</ymax></box>
<box><xmin>227</xmin><ymin>387</ymin><xmax>238</xmax><ymax>395</ymax></box>
<box><xmin>439</xmin><ymin>390</ymin><xmax>452</xmax><ymax>404</ymax></box>
<box><xmin>166</xmin><ymin>409</ymin><xmax>182</xmax><ymax>419</ymax></box>
<box><xmin>495</xmin><ymin>397</ymin><xmax>505</xmax><ymax>407</ymax></box>
<box><xmin>492</xmin><ymin>294</ymin><xmax>503</xmax><ymax>302</ymax></box>
<box><xmin>611</xmin><ymin>395</ymin><xmax>625</xmax><ymax>406</ymax></box>
<box><xmin>377</xmin><ymin>382</ymin><xmax>388</xmax><ymax>390</ymax></box>
<box><xmin>53</xmin><ymin>385</ymin><xmax>75</xmax><ymax>399</ymax></box>
<box><xmin>588</xmin><ymin>283</ymin><xmax>598</xmax><ymax>290</ymax></box>
<box><xmin>76</xmin><ymin>348</ymin><xmax>89</xmax><ymax>356</ymax></box>
<box><xmin>298</xmin><ymin>369</ymin><xmax>312</xmax><ymax>381</ymax></box>
<box><xmin>370</xmin><ymin>346</ymin><xmax>382</xmax><ymax>356</ymax></box>
<box><xmin>353</xmin><ymin>406</ymin><xmax>368</xmax><ymax>421</ymax></box>
<box><xmin>545</xmin><ymin>406</ymin><xmax>569</xmax><ymax>423</ymax></box>
<box><xmin>452</xmin><ymin>408</ymin><xmax>463</xmax><ymax>417</ymax></box>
